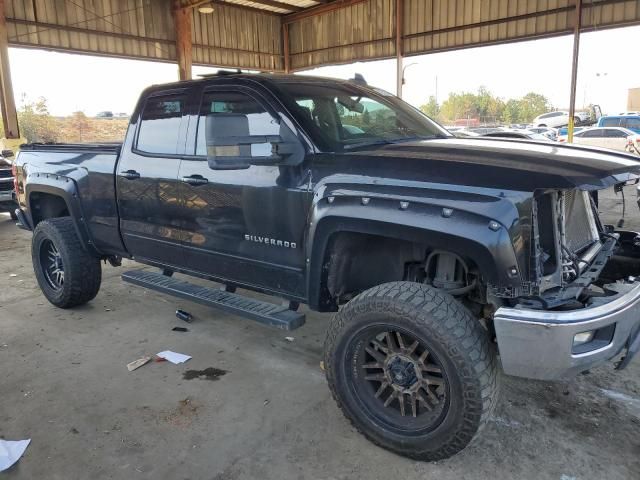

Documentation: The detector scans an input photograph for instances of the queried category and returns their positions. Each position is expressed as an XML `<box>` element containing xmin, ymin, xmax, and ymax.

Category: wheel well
<box><xmin>320</xmin><ymin>231</ymin><xmax>483</xmax><ymax>310</ymax></box>
<box><xmin>29</xmin><ymin>192</ymin><xmax>70</xmax><ymax>226</ymax></box>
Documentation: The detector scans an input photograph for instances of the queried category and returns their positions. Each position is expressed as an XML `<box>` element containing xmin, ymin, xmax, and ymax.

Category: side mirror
<box><xmin>1</xmin><ymin>149</ymin><xmax>14</xmax><ymax>158</ymax></box>
<box><xmin>205</xmin><ymin>113</ymin><xmax>303</xmax><ymax>170</ymax></box>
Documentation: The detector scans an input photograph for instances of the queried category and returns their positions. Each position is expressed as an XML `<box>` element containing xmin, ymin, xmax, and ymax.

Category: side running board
<box><xmin>122</xmin><ymin>270</ymin><xmax>305</xmax><ymax>330</ymax></box>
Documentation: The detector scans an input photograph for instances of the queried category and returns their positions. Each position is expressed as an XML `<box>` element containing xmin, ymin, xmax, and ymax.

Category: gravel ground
<box><xmin>0</xmin><ymin>185</ymin><xmax>639</xmax><ymax>480</ymax></box>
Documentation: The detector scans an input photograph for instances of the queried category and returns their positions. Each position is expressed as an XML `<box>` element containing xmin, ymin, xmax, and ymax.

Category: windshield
<box><xmin>274</xmin><ymin>81</ymin><xmax>451</xmax><ymax>151</ymax></box>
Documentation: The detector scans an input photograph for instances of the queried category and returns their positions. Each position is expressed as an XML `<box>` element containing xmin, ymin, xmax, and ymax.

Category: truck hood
<box><xmin>345</xmin><ymin>137</ymin><xmax>640</xmax><ymax>191</ymax></box>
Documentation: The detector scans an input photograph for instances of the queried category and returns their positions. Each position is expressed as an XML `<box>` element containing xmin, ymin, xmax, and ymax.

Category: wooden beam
<box><xmin>282</xmin><ymin>22</ymin><xmax>291</xmax><ymax>73</ymax></box>
<box><xmin>244</xmin><ymin>0</ymin><xmax>303</xmax><ymax>13</ymax></box>
<box><xmin>0</xmin><ymin>0</ymin><xmax>19</xmax><ymax>139</ymax></box>
<box><xmin>173</xmin><ymin>1</ymin><xmax>193</xmax><ymax>80</ymax></box>
<box><xmin>284</xmin><ymin>0</ymin><xmax>367</xmax><ymax>23</ymax></box>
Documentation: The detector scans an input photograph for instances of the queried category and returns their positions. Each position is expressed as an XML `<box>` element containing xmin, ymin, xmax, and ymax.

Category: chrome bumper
<box><xmin>494</xmin><ymin>281</ymin><xmax>640</xmax><ymax>380</ymax></box>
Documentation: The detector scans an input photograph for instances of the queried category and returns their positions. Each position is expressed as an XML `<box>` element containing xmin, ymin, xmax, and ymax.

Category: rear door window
<box><xmin>605</xmin><ymin>129</ymin><xmax>628</xmax><ymax>138</ymax></box>
<box><xmin>137</xmin><ymin>95</ymin><xmax>186</xmax><ymax>154</ymax></box>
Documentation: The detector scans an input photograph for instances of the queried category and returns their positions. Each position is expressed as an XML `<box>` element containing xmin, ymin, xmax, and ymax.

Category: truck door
<box><xmin>117</xmin><ymin>91</ymin><xmax>188</xmax><ymax>266</ymax></box>
<box><xmin>177</xmin><ymin>86</ymin><xmax>310</xmax><ymax>298</ymax></box>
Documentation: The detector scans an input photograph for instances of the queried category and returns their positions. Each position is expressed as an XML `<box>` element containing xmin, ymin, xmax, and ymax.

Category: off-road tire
<box><xmin>324</xmin><ymin>281</ymin><xmax>499</xmax><ymax>461</ymax></box>
<box><xmin>32</xmin><ymin>217</ymin><xmax>101</xmax><ymax>308</ymax></box>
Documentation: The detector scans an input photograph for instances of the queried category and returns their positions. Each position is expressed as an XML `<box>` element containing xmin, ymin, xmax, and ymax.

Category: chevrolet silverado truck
<box><xmin>13</xmin><ymin>73</ymin><xmax>640</xmax><ymax>461</ymax></box>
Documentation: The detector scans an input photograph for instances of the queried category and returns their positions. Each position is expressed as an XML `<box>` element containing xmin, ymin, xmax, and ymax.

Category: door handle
<box><xmin>120</xmin><ymin>170</ymin><xmax>140</xmax><ymax>180</ymax></box>
<box><xmin>181</xmin><ymin>175</ymin><xmax>209</xmax><ymax>186</ymax></box>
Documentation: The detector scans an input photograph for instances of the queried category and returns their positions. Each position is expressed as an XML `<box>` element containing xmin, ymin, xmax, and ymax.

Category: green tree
<box><xmin>420</xmin><ymin>96</ymin><xmax>440</xmax><ymax>119</ymax></box>
<box><xmin>502</xmin><ymin>99</ymin><xmax>522</xmax><ymax>124</ymax></box>
<box><xmin>518</xmin><ymin>92</ymin><xmax>553</xmax><ymax>123</ymax></box>
<box><xmin>18</xmin><ymin>96</ymin><xmax>59</xmax><ymax>143</ymax></box>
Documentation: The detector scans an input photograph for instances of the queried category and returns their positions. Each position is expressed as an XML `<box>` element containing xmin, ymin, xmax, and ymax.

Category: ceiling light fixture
<box><xmin>198</xmin><ymin>5</ymin><xmax>215</xmax><ymax>14</ymax></box>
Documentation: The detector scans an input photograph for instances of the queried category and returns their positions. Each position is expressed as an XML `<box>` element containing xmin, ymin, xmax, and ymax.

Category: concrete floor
<box><xmin>1</xmin><ymin>186</ymin><xmax>640</xmax><ymax>479</ymax></box>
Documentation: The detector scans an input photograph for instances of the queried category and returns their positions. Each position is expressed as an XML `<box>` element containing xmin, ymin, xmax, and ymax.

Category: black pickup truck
<box><xmin>13</xmin><ymin>73</ymin><xmax>640</xmax><ymax>461</ymax></box>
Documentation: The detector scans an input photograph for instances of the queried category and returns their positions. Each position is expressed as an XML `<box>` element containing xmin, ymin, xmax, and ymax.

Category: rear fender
<box><xmin>25</xmin><ymin>172</ymin><xmax>101</xmax><ymax>256</ymax></box>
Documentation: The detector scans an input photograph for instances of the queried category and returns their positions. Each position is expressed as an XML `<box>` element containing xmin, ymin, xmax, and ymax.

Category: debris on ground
<box><xmin>175</xmin><ymin>309</ymin><xmax>193</xmax><ymax>323</ymax></box>
<box><xmin>172</xmin><ymin>327</ymin><xmax>188</xmax><ymax>333</ymax></box>
<box><xmin>0</xmin><ymin>439</ymin><xmax>31</xmax><ymax>472</ymax></box>
<box><xmin>183</xmin><ymin>367</ymin><xmax>228</xmax><ymax>381</ymax></box>
<box><xmin>156</xmin><ymin>350</ymin><xmax>191</xmax><ymax>364</ymax></box>
<box><xmin>263</xmin><ymin>400</ymin><xmax>270</xmax><ymax>406</ymax></box>
<box><xmin>163</xmin><ymin>397</ymin><xmax>199</xmax><ymax>427</ymax></box>
<box><xmin>126</xmin><ymin>356</ymin><xmax>152</xmax><ymax>372</ymax></box>
<box><xmin>284</xmin><ymin>336</ymin><xmax>294</xmax><ymax>342</ymax></box>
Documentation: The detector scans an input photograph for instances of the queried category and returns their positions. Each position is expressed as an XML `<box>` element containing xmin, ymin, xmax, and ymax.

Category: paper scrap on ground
<box><xmin>156</xmin><ymin>350</ymin><xmax>191</xmax><ymax>364</ymax></box>
<box><xmin>0</xmin><ymin>439</ymin><xmax>31</xmax><ymax>472</ymax></box>
<box><xmin>127</xmin><ymin>356</ymin><xmax>152</xmax><ymax>372</ymax></box>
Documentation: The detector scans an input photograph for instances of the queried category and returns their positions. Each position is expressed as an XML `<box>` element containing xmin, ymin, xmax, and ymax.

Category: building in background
<box><xmin>629</xmin><ymin>88</ymin><xmax>640</xmax><ymax>111</ymax></box>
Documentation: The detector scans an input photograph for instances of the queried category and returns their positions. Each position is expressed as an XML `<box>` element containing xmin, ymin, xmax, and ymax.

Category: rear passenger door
<box><xmin>117</xmin><ymin>91</ymin><xmax>188</xmax><ymax>266</ymax></box>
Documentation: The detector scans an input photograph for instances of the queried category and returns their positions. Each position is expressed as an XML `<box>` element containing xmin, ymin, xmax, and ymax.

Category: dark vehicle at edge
<box><xmin>12</xmin><ymin>73</ymin><xmax>640</xmax><ymax>461</ymax></box>
<box><xmin>0</xmin><ymin>149</ymin><xmax>17</xmax><ymax>220</ymax></box>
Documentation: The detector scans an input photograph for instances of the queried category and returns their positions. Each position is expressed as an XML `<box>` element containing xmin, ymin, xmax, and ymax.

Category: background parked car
<box><xmin>528</xmin><ymin>126</ymin><xmax>558</xmax><ymax>140</ymax></box>
<box><xmin>561</xmin><ymin>127</ymin><xmax>637</xmax><ymax>152</ymax></box>
<box><xmin>597</xmin><ymin>115</ymin><xmax>640</xmax><ymax>134</ymax></box>
<box><xmin>533</xmin><ymin>111</ymin><xmax>572</xmax><ymax>128</ymax></box>
<box><xmin>481</xmin><ymin>130</ymin><xmax>552</xmax><ymax>141</ymax></box>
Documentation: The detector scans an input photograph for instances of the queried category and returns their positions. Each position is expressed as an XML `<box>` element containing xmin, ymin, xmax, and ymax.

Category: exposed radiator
<box><xmin>563</xmin><ymin>190</ymin><xmax>600</xmax><ymax>254</ymax></box>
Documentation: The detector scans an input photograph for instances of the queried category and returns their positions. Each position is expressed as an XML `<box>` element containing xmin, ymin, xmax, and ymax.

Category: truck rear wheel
<box><xmin>32</xmin><ymin>217</ymin><xmax>101</xmax><ymax>308</ymax></box>
<box><xmin>324</xmin><ymin>282</ymin><xmax>499</xmax><ymax>461</ymax></box>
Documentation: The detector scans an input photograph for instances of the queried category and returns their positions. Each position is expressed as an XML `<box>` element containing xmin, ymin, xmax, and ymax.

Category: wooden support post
<box><xmin>173</xmin><ymin>1</ymin><xmax>193</xmax><ymax>81</ymax></box>
<box><xmin>283</xmin><ymin>22</ymin><xmax>291</xmax><ymax>74</ymax></box>
<box><xmin>567</xmin><ymin>0</ymin><xmax>582</xmax><ymax>143</ymax></box>
<box><xmin>0</xmin><ymin>0</ymin><xmax>20</xmax><ymax>139</ymax></box>
<box><xmin>395</xmin><ymin>0</ymin><xmax>403</xmax><ymax>98</ymax></box>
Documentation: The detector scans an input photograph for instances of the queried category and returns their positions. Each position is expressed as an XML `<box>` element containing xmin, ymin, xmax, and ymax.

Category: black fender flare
<box><xmin>305</xmin><ymin>196</ymin><xmax>522</xmax><ymax>310</ymax></box>
<box><xmin>25</xmin><ymin>172</ymin><xmax>102</xmax><ymax>256</ymax></box>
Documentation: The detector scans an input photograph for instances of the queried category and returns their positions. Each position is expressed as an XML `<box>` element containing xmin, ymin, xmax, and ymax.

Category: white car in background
<box><xmin>533</xmin><ymin>110</ymin><xmax>589</xmax><ymax>128</ymax></box>
<box><xmin>532</xmin><ymin>111</ymin><xmax>571</xmax><ymax>128</ymax></box>
<box><xmin>564</xmin><ymin>127</ymin><xmax>638</xmax><ymax>153</ymax></box>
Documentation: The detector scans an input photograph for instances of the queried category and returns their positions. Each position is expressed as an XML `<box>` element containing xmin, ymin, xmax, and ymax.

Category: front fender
<box><xmin>305</xmin><ymin>192</ymin><xmax>523</xmax><ymax>310</ymax></box>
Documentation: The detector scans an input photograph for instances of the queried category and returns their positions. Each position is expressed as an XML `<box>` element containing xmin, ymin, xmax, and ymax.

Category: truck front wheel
<box><xmin>32</xmin><ymin>217</ymin><xmax>101</xmax><ymax>308</ymax></box>
<box><xmin>324</xmin><ymin>282</ymin><xmax>499</xmax><ymax>461</ymax></box>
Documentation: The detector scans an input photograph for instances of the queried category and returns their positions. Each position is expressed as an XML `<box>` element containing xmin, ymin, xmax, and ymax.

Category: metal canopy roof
<box><xmin>3</xmin><ymin>0</ymin><xmax>640</xmax><ymax>73</ymax></box>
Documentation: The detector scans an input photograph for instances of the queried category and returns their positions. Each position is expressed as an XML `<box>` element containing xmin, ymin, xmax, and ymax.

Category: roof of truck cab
<box><xmin>143</xmin><ymin>73</ymin><xmax>368</xmax><ymax>94</ymax></box>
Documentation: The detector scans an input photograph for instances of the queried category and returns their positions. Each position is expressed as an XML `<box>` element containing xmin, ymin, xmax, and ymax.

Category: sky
<box><xmin>7</xmin><ymin>24</ymin><xmax>640</xmax><ymax>117</ymax></box>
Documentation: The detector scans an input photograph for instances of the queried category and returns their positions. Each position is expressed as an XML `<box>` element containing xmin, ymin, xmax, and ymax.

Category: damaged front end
<box><xmin>493</xmin><ymin>181</ymin><xmax>640</xmax><ymax>380</ymax></box>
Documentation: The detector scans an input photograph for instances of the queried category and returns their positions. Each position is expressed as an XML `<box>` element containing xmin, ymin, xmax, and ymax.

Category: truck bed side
<box><xmin>15</xmin><ymin>143</ymin><xmax>127</xmax><ymax>256</ymax></box>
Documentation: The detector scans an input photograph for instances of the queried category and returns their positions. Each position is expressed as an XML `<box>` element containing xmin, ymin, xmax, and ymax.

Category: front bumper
<box><xmin>494</xmin><ymin>281</ymin><xmax>640</xmax><ymax>380</ymax></box>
